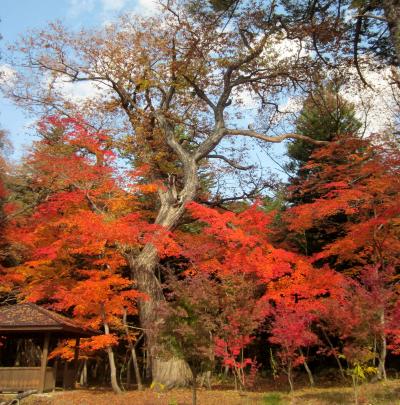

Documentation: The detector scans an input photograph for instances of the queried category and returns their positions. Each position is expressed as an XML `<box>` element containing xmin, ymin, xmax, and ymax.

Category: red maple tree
<box><xmin>282</xmin><ymin>135</ymin><xmax>400</xmax><ymax>380</ymax></box>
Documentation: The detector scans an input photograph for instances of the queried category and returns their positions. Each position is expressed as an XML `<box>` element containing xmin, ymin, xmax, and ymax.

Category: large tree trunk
<box><xmin>382</xmin><ymin>0</ymin><xmax>400</xmax><ymax>66</ymax></box>
<box><xmin>126</xmin><ymin>234</ymin><xmax>193</xmax><ymax>387</ymax></box>
<box><xmin>126</xmin><ymin>153</ymin><xmax>198</xmax><ymax>387</ymax></box>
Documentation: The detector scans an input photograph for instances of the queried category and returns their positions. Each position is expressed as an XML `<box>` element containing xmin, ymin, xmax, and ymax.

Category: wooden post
<box><xmin>39</xmin><ymin>333</ymin><xmax>50</xmax><ymax>393</ymax></box>
<box><xmin>73</xmin><ymin>337</ymin><xmax>80</xmax><ymax>386</ymax></box>
<box><xmin>53</xmin><ymin>358</ymin><xmax>59</xmax><ymax>391</ymax></box>
<box><xmin>74</xmin><ymin>338</ymin><xmax>80</xmax><ymax>367</ymax></box>
<box><xmin>62</xmin><ymin>361</ymin><xmax>68</xmax><ymax>389</ymax></box>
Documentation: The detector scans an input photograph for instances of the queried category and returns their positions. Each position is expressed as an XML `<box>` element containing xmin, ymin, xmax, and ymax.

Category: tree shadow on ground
<box><xmin>296</xmin><ymin>391</ymin><xmax>350</xmax><ymax>404</ymax></box>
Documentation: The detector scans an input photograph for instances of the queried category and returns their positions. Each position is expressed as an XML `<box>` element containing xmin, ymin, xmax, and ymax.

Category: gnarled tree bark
<box><xmin>125</xmin><ymin>116</ymin><xmax>200</xmax><ymax>387</ymax></box>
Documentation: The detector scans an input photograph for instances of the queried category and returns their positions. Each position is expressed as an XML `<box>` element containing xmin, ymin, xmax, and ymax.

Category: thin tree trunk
<box><xmin>93</xmin><ymin>358</ymin><xmax>100</xmax><ymax>380</ymax></box>
<box><xmin>372</xmin><ymin>336</ymin><xmax>377</xmax><ymax>366</ymax></box>
<box><xmin>233</xmin><ymin>366</ymin><xmax>245</xmax><ymax>393</ymax></box>
<box><xmin>103</xmin><ymin>318</ymin><xmax>122</xmax><ymax>394</ymax></box>
<box><xmin>378</xmin><ymin>336</ymin><xmax>387</xmax><ymax>380</ymax></box>
<box><xmin>352</xmin><ymin>374</ymin><xmax>359</xmax><ymax>405</ymax></box>
<box><xmin>224</xmin><ymin>365</ymin><xmax>229</xmax><ymax>378</ymax></box>
<box><xmin>122</xmin><ymin>310</ymin><xmax>143</xmax><ymax>390</ymax></box>
<box><xmin>127</xmin><ymin>356</ymin><xmax>132</xmax><ymax>386</ymax></box>
<box><xmin>321</xmin><ymin>328</ymin><xmax>347</xmax><ymax>381</ymax></box>
<box><xmin>377</xmin><ymin>311</ymin><xmax>387</xmax><ymax>380</ymax></box>
<box><xmin>80</xmin><ymin>359</ymin><xmax>88</xmax><ymax>387</ymax></box>
<box><xmin>287</xmin><ymin>359</ymin><xmax>294</xmax><ymax>392</ymax></box>
<box><xmin>199</xmin><ymin>370</ymin><xmax>212</xmax><ymax>389</ymax></box>
<box><xmin>299</xmin><ymin>348</ymin><xmax>314</xmax><ymax>387</ymax></box>
<box><xmin>105</xmin><ymin>343</ymin><xmax>122</xmax><ymax>393</ymax></box>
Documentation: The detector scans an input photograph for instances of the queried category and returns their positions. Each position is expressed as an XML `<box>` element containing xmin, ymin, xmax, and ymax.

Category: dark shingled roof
<box><xmin>0</xmin><ymin>303</ymin><xmax>98</xmax><ymax>337</ymax></box>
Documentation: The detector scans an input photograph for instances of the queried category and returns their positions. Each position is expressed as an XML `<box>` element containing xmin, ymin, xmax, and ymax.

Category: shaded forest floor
<box><xmin>1</xmin><ymin>379</ymin><xmax>400</xmax><ymax>405</ymax></box>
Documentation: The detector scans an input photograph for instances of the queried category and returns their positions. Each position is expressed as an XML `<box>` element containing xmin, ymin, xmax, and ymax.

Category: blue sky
<box><xmin>1</xmin><ymin>0</ymin><xmax>156</xmax><ymax>161</ymax></box>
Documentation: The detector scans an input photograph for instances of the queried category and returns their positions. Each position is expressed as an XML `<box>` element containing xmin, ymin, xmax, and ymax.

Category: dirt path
<box><xmin>1</xmin><ymin>380</ymin><xmax>399</xmax><ymax>405</ymax></box>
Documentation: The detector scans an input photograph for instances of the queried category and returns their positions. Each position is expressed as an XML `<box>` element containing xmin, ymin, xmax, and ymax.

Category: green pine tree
<box><xmin>286</xmin><ymin>83</ymin><xmax>362</xmax><ymax>175</ymax></box>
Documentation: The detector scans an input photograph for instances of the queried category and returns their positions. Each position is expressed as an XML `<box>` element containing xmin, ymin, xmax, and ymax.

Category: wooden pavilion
<box><xmin>0</xmin><ymin>303</ymin><xmax>97</xmax><ymax>393</ymax></box>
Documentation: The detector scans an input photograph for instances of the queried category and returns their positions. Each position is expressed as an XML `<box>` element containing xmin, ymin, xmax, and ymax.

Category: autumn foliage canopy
<box><xmin>1</xmin><ymin>117</ymin><xmax>399</xmax><ymax>390</ymax></box>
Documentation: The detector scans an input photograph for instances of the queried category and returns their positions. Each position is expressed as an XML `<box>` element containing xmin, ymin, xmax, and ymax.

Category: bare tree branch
<box><xmin>208</xmin><ymin>154</ymin><xmax>254</xmax><ymax>170</ymax></box>
<box><xmin>224</xmin><ymin>128</ymin><xmax>329</xmax><ymax>145</ymax></box>
<box><xmin>354</xmin><ymin>16</ymin><xmax>371</xmax><ymax>88</ymax></box>
<box><xmin>354</xmin><ymin>14</ymin><xmax>388</xmax><ymax>22</ymax></box>
<box><xmin>183</xmin><ymin>75</ymin><xmax>216</xmax><ymax>111</ymax></box>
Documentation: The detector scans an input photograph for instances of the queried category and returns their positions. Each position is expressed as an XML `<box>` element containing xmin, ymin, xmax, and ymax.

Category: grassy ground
<box><xmin>1</xmin><ymin>379</ymin><xmax>399</xmax><ymax>405</ymax></box>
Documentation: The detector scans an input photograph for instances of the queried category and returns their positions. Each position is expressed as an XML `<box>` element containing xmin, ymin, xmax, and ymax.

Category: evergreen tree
<box><xmin>270</xmin><ymin>83</ymin><xmax>362</xmax><ymax>253</ymax></box>
<box><xmin>286</xmin><ymin>83</ymin><xmax>362</xmax><ymax>176</ymax></box>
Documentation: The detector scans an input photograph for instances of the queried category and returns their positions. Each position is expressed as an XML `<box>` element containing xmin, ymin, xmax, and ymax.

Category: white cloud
<box><xmin>101</xmin><ymin>0</ymin><xmax>128</xmax><ymax>12</ymax></box>
<box><xmin>68</xmin><ymin>0</ymin><xmax>134</xmax><ymax>18</ymax></box>
<box><xmin>261</xmin><ymin>34</ymin><xmax>312</xmax><ymax>67</ymax></box>
<box><xmin>134</xmin><ymin>0</ymin><xmax>161</xmax><ymax>16</ymax></box>
<box><xmin>232</xmin><ymin>88</ymin><xmax>257</xmax><ymax>110</ymax></box>
<box><xmin>341</xmin><ymin>66</ymin><xmax>400</xmax><ymax>136</ymax></box>
<box><xmin>275</xmin><ymin>68</ymin><xmax>399</xmax><ymax>137</ymax></box>
<box><xmin>52</xmin><ymin>77</ymin><xmax>108</xmax><ymax>105</ymax></box>
<box><xmin>0</xmin><ymin>64</ymin><xmax>17</xmax><ymax>85</ymax></box>
<box><xmin>279</xmin><ymin>96</ymin><xmax>303</xmax><ymax>115</ymax></box>
<box><xmin>0</xmin><ymin>64</ymin><xmax>108</xmax><ymax>107</ymax></box>
<box><xmin>271</xmin><ymin>38</ymin><xmax>310</xmax><ymax>62</ymax></box>
<box><xmin>67</xmin><ymin>0</ymin><xmax>95</xmax><ymax>17</ymax></box>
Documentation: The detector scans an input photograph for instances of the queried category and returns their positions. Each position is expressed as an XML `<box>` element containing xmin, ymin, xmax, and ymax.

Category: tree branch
<box><xmin>193</xmin><ymin>127</ymin><xmax>226</xmax><ymax>162</ymax></box>
<box><xmin>155</xmin><ymin>113</ymin><xmax>190</xmax><ymax>165</ymax></box>
<box><xmin>354</xmin><ymin>14</ymin><xmax>388</xmax><ymax>22</ymax></box>
<box><xmin>215</xmin><ymin>32</ymin><xmax>270</xmax><ymax>118</ymax></box>
<box><xmin>183</xmin><ymin>75</ymin><xmax>216</xmax><ymax>111</ymax></box>
<box><xmin>353</xmin><ymin>16</ymin><xmax>370</xmax><ymax>88</ymax></box>
<box><xmin>224</xmin><ymin>128</ymin><xmax>329</xmax><ymax>145</ymax></box>
<box><xmin>208</xmin><ymin>154</ymin><xmax>254</xmax><ymax>170</ymax></box>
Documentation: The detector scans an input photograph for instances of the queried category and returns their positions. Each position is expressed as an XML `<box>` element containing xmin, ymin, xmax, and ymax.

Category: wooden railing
<box><xmin>0</xmin><ymin>367</ymin><xmax>55</xmax><ymax>392</ymax></box>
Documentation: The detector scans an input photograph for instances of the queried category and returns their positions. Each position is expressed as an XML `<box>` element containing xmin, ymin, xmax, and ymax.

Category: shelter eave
<box><xmin>0</xmin><ymin>325</ymin><xmax>96</xmax><ymax>337</ymax></box>
<box><xmin>0</xmin><ymin>304</ymin><xmax>99</xmax><ymax>337</ymax></box>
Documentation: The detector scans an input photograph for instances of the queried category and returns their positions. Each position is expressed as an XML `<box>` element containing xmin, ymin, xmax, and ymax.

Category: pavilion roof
<box><xmin>0</xmin><ymin>303</ymin><xmax>98</xmax><ymax>337</ymax></box>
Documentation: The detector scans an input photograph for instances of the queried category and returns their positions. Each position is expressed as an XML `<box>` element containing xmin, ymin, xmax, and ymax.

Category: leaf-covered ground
<box><xmin>2</xmin><ymin>380</ymin><xmax>400</xmax><ymax>405</ymax></box>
